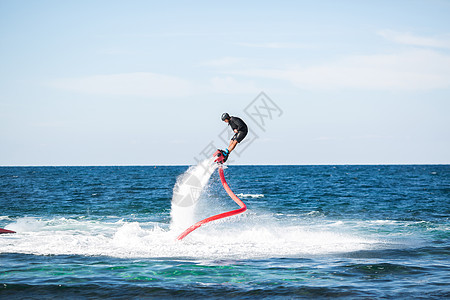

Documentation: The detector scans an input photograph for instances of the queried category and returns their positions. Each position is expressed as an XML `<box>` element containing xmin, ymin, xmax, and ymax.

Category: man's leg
<box><xmin>227</xmin><ymin>139</ymin><xmax>238</xmax><ymax>152</ymax></box>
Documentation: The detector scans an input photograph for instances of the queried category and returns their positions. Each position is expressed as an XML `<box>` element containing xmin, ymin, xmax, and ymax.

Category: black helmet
<box><xmin>221</xmin><ymin>113</ymin><xmax>230</xmax><ymax>121</ymax></box>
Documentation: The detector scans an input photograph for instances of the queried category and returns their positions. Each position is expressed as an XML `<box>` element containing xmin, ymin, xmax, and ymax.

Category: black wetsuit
<box><xmin>229</xmin><ymin>116</ymin><xmax>248</xmax><ymax>143</ymax></box>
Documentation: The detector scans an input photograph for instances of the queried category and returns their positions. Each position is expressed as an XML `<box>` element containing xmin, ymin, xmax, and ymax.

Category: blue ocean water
<box><xmin>0</xmin><ymin>165</ymin><xmax>449</xmax><ymax>299</ymax></box>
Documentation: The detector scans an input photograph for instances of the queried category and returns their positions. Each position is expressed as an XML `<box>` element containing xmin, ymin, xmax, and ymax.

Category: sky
<box><xmin>1</xmin><ymin>0</ymin><xmax>449</xmax><ymax>165</ymax></box>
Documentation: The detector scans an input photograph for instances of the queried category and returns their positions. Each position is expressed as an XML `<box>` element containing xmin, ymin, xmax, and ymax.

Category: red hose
<box><xmin>0</xmin><ymin>228</ymin><xmax>15</xmax><ymax>234</ymax></box>
<box><xmin>176</xmin><ymin>166</ymin><xmax>247</xmax><ymax>241</ymax></box>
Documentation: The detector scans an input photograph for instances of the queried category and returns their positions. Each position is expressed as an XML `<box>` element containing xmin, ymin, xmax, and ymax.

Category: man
<box><xmin>217</xmin><ymin>113</ymin><xmax>248</xmax><ymax>163</ymax></box>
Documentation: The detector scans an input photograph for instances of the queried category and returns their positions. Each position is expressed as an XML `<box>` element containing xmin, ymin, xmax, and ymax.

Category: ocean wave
<box><xmin>236</xmin><ymin>193</ymin><xmax>264</xmax><ymax>198</ymax></box>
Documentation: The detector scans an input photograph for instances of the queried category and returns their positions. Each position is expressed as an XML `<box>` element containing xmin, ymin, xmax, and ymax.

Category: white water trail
<box><xmin>0</xmin><ymin>215</ymin><xmax>392</xmax><ymax>259</ymax></box>
<box><xmin>170</xmin><ymin>157</ymin><xmax>218</xmax><ymax>231</ymax></box>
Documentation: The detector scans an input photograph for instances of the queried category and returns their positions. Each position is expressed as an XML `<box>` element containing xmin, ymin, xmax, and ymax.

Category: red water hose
<box><xmin>0</xmin><ymin>228</ymin><xmax>15</xmax><ymax>234</ymax></box>
<box><xmin>176</xmin><ymin>165</ymin><xmax>247</xmax><ymax>241</ymax></box>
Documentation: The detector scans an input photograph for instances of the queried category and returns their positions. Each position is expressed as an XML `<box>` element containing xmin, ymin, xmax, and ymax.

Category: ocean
<box><xmin>1</xmin><ymin>164</ymin><xmax>449</xmax><ymax>299</ymax></box>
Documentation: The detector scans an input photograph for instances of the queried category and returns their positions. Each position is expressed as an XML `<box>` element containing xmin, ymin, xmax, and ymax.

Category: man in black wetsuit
<box><xmin>218</xmin><ymin>113</ymin><xmax>248</xmax><ymax>162</ymax></box>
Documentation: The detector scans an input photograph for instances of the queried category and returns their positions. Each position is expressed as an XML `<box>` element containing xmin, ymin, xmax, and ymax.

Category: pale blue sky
<box><xmin>1</xmin><ymin>0</ymin><xmax>449</xmax><ymax>165</ymax></box>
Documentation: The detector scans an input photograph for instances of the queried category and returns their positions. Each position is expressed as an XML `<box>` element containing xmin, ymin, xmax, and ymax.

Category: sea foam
<box><xmin>0</xmin><ymin>214</ymin><xmax>388</xmax><ymax>259</ymax></box>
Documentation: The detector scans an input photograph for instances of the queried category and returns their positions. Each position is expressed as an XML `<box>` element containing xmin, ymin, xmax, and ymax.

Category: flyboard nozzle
<box><xmin>213</xmin><ymin>149</ymin><xmax>225</xmax><ymax>164</ymax></box>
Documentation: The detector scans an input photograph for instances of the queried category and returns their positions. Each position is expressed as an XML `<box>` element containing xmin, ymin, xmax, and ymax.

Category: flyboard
<box><xmin>0</xmin><ymin>228</ymin><xmax>15</xmax><ymax>234</ymax></box>
<box><xmin>176</xmin><ymin>150</ymin><xmax>247</xmax><ymax>240</ymax></box>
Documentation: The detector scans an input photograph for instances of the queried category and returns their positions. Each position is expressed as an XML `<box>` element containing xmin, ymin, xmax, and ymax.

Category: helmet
<box><xmin>221</xmin><ymin>113</ymin><xmax>230</xmax><ymax>121</ymax></box>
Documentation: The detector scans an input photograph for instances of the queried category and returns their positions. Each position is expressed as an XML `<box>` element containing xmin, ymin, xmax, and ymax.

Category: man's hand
<box><xmin>234</xmin><ymin>129</ymin><xmax>238</xmax><ymax>133</ymax></box>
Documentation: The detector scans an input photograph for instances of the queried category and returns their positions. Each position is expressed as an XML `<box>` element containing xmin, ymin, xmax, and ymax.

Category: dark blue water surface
<box><xmin>1</xmin><ymin>165</ymin><xmax>449</xmax><ymax>299</ymax></box>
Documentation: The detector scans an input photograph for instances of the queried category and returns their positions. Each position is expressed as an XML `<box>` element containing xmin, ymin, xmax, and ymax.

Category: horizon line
<box><xmin>0</xmin><ymin>163</ymin><xmax>449</xmax><ymax>167</ymax></box>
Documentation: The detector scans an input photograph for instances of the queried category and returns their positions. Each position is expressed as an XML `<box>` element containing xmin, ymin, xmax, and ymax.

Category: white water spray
<box><xmin>170</xmin><ymin>157</ymin><xmax>218</xmax><ymax>231</ymax></box>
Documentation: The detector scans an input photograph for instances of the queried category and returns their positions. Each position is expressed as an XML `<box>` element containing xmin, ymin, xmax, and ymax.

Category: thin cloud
<box><xmin>48</xmin><ymin>72</ymin><xmax>195</xmax><ymax>98</ymax></box>
<box><xmin>227</xmin><ymin>50</ymin><xmax>450</xmax><ymax>90</ymax></box>
<box><xmin>47</xmin><ymin>72</ymin><xmax>260</xmax><ymax>97</ymax></box>
<box><xmin>378</xmin><ymin>30</ymin><xmax>450</xmax><ymax>49</ymax></box>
